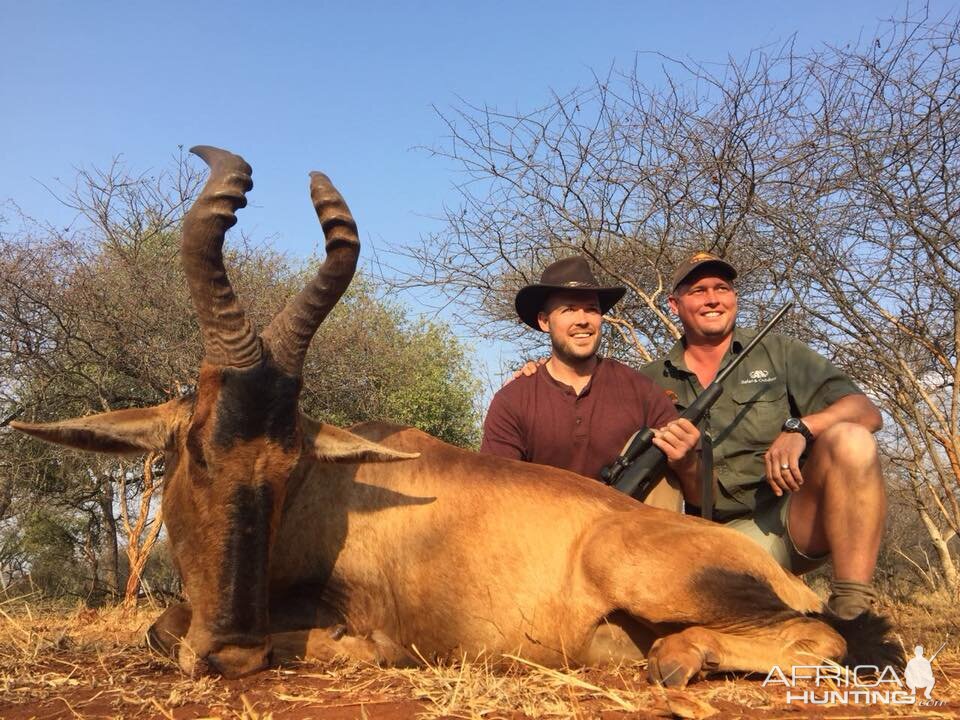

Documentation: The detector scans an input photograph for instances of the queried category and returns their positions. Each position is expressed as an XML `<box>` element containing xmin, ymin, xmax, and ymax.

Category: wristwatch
<box><xmin>782</xmin><ymin>417</ymin><xmax>814</xmax><ymax>443</ymax></box>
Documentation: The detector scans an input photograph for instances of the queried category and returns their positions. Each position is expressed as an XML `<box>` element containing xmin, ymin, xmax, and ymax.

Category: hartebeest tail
<box><xmin>820</xmin><ymin>611</ymin><xmax>903</xmax><ymax>670</ymax></box>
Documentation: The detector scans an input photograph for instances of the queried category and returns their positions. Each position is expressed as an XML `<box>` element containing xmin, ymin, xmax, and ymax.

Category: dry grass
<box><xmin>885</xmin><ymin>588</ymin><xmax>960</xmax><ymax>653</ymax></box>
<box><xmin>0</xmin><ymin>594</ymin><xmax>226</xmax><ymax>718</ymax></box>
<box><xmin>1</xmin><ymin>593</ymin><xmax>959</xmax><ymax>719</ymax></box>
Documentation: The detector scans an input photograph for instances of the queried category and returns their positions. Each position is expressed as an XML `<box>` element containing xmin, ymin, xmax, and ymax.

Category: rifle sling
<box><xmin>700</xmin><ymin>431</ymin><xmax>714</xmax><ymax>520</ymax></box>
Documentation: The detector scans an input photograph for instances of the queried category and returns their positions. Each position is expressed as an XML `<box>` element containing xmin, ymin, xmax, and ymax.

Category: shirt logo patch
<box><xmin>742</xmin><ymin>369</ymin><xmax>778</xmax><ymax>384</ymax></box>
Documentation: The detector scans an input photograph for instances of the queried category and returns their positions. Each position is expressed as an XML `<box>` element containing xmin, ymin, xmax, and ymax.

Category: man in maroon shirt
<box><xmin>481</xmin><ymin>256</ymin><xmax>700</xmax><ymax>509</ymax></box>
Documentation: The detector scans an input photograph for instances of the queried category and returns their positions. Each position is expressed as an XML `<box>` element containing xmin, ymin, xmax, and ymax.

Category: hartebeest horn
<box><xmin>182</xmin><ymin>145</ymin><xmax>261</xmax><ymax>368</ymax></box>
<box><xmin>261</xmin><ymin>172</ymin><xmax>360</xmax><ymax>376</ymax></box>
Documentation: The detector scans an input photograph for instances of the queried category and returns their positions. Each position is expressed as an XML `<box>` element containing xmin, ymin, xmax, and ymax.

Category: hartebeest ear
<box><xmin>10</xmin><ymin>401</ymin><xmax>182</xmax><ymax>456</ymax></box>
<box><xmin>306</xmin><ymin>422</ymin><xmax>420</xmax><ymax>464</ymax></box>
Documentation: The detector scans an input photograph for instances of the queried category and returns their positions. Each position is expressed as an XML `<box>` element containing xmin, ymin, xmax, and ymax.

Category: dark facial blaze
<box><xmin>213</xmin><ymin>361</ymin><xmax>303</xmax><ymax>450</ymax></box>
<box><xmin>168</xmin><ymin>353</ymin><xmax>303</xmax><ymax>677</ymax></box>
<box><xmin>217</xmin><ymin>483</ymin><xmax>274</xmax><ymax>640</ymax></box>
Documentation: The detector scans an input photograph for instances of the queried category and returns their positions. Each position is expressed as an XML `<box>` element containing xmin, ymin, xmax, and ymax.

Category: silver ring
<box><xmin>780</xmin><ymin>464</ymin><xmax>790</xmax><ymax>470</ymax></box>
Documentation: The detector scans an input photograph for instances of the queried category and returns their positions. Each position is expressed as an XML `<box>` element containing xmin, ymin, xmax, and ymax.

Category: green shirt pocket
<box><xmin>729</xmin><ymin>380</ymin><xmax>789</xmax><ymax>452</ymax></box>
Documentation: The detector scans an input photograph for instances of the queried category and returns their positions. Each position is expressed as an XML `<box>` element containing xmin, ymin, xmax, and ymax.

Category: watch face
<box><xmin>783</xmin><ymin>417</ymin><xmax>811</xmax><ymax>440</ymax></box>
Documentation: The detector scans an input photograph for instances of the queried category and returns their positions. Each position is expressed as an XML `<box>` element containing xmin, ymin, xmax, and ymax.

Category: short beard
<box><xmin>700</xmin><ymin>326</ymin><xmax>729</xmax><ymax>338</ymax></box>
<box><xmin>698</xmin><ymin>317</ymin><xmax>736</xmax><ymax>340</ymax></box>
<box><xmin>551</xmin><ymin>335</ymin><xmax>600</xmax><ymax>365</ymax></box>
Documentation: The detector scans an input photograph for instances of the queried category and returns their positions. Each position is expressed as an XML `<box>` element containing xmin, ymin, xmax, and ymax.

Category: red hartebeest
<box><xmin>11</xmin><ymin>146</ymin><xmax>900</xmax><ymax>686</ymax></box>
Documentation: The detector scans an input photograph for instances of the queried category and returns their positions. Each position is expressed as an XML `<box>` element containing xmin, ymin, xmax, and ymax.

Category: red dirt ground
<box><xmin>2</xmin><ymin>601</ymin><xmax>958</xmax><ymax>719</ymax></box>
<box><xmin>2</xmin><ymin>651</ymin><xmax>958</xmax><ymax>719</ymax></box>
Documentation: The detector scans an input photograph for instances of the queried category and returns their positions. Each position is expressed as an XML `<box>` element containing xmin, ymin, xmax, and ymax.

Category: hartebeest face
<box><xmin>12</xmin><ymin>146</ymin><xmax>412</xmax><ymax>677</ymax></box>
<box><xmin>159</xmin><ymin>358</ymin><xmax>304</xmax><ymax>677</ymax></box>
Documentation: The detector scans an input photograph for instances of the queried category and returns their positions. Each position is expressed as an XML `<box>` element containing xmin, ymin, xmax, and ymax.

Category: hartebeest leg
<box><xmin>577</xmin><ymin>510</ymin><xmax>848</xmax><ymax>683</ymax></box>
<box><xmin>647</xmin><ymin>618</ymin><xmax>844</xmax><ymax>687</ymax></box>
<box><xmin>146</xmin><ymin>602</ymin><xmax>413</xmax><ymax>668</ymax></box>
<box><xmin>271</xmin><ymin>627</ymin><xmax>415</xmax><ymax>667</ymax></box>
<box><xmin>580</xmin><ymin>511</ymin><xmax>825</xmax><ymax>625</ymax></box>
<box><xmin>146</xmin><ymin>602</ymin><xmax>192</xmax><ymax>659</ymax></box>
<box><xmin>582</xmin><ymin>611</ymin><xmax>655</xmax><ymax>664</ymax></box>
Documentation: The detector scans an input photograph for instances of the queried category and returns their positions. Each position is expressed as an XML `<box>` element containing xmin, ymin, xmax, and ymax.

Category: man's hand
<box><xmin>504</xmin><ymin>357</ymin><xmax>547</xmax><ymax>385</ymax></box>
<box><xmin>652</xmin><ymin>418</ymin><xmax>701</xmax><ymax>464</ymax></box>
<box><xmin>652</xmin><ymin>418</ymin><xmax>701</xmax><ymax>504</ymax></box>
<box><xmin>764</xmin><ymin>432</ymin><xmax>807</xmax><ymax>496</ymax></box>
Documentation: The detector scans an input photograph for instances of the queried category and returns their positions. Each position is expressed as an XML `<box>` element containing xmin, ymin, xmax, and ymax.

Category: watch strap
<box><xmin>783</xmin><ymin>417</ymin><xmax>813</xmax><ymax>442</ymax></box>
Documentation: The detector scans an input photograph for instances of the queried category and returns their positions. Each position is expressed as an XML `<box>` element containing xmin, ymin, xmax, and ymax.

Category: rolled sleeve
<box><xmin>785</xmin><ymin>338</ymin><xmax>864</xmax><ymax>415</ymax></box>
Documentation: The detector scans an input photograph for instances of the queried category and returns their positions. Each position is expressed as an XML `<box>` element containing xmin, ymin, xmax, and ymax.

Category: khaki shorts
<box><xmin>724</xmin><ymin>493</ymin><xmax>829</xmax><ymax>575</ymax></box>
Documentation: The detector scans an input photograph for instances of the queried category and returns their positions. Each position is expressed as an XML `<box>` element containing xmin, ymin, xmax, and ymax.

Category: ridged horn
<box><xmin>262</xmin><ymin>171</ymin><xmax>360</xmax><ymax>376</ymax></box>
<box><xmin>181</xmin><ymin>145</ymin><xmax>261</xmax><ymax>368</ymax></box>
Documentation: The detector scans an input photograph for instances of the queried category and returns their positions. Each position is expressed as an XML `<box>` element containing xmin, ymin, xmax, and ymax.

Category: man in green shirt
<box><xmin>641</xmin><ymin>252</ymin><xmax>887</xmax><ymax>619</ymax></box>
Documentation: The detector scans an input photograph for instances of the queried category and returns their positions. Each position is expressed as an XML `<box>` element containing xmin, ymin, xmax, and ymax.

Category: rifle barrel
<box><xmin>713</xmin><ymin>301</ymin><xmax>794</xmax><ymax>386</ymax></box>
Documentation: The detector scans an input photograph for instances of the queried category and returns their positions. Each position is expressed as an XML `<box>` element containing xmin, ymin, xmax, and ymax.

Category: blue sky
<box><xmin>1</xmin><ymin>1</ymin><xmax>952</xmax><ymax>390</ymax></box>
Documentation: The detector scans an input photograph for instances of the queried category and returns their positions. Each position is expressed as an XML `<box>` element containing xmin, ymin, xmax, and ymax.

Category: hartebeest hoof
<box><xmin>647</xmin><ymin>635</ymin><xmax>718</xmax><ymax>688</ymax></box>
<box><xmin>647</xmin><ymin>652</ymin><xmax>700</xmax><ymax>688</ymax></box>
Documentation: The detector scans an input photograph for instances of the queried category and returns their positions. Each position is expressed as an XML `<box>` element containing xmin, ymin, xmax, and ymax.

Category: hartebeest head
<box><xmin>12</xmin><ymin>146</ymin><xmax>414</xmax><ymax>677</ymax></box>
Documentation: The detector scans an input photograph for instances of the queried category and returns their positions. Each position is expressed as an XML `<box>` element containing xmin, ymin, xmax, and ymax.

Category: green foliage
<box><xmin>303</xmin><ymin>276</ymin><xmax>481</xmax><ymax>447</ymax></box>
<box><xmin>381</xmin><ymin>323</ymin><xmax>481</xmax><ymax>448</ymax></box>
<box><xmin>18</xmin><ymin>509</ymin><xmax>89</xmax><ymax>598</ymax></box>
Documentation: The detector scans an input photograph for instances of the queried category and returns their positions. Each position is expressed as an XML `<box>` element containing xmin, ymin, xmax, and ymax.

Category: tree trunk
<box><xmin>917</xmin><ymin>505</ymin><xmax>959</xmax><ymax>590</ymax></box>
<box><xmin>82</xmin><ymin>514</ymin><xmax>101</xmax><ymax>602</ymax></box>
<box><xmin>98</xmin><ymin>474</ymin><xmax>120</xmax><ymax>598</ymax></box>
<box><xmin>121</xmin><ymin>453</ymin><xmax>164</xmax><ymax>607</ymax></box>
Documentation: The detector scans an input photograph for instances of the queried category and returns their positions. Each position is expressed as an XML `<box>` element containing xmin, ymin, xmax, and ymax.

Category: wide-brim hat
<box><xmin>671</xmin><ymin>251</ymin><xmax>738</xmax><ymax>291</ymax></box>
<box><xmin>515</xmin><ymin>256</ymin><xmax>626</xmax><ymax>331</ymax></box>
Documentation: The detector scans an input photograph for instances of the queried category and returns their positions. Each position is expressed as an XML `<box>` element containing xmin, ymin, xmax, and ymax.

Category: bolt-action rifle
<box><xmin>600</xmin><ymin>302</ymin><xmax>794</xmax><ymax>501</ymax></box>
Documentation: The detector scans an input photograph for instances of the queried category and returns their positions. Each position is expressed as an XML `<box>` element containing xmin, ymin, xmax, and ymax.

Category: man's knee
<box><xmin>814</xmin><ymin>422</ymin><xmax>879</xmax><ymax>468</ymax></box>
<box><xmin>801</xmin><ymin>423</ymin><xmax>885</xmax><ymax>506</ymax></box>
<box><xmin>643</xmin><ymin>476</ymin><xmax>684</xmax><ymax>513</ymax></box>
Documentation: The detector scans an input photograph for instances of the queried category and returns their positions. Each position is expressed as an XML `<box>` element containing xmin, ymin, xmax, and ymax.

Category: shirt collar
<box><xmin>541</xmin><ymin>356</ymin><xmax>605</xmax><ymax>396</ymax></box>
<box><xmin>664</xmin><ymin>327</ymin><xmax>746</xmax><ymax>376</ymax></box>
